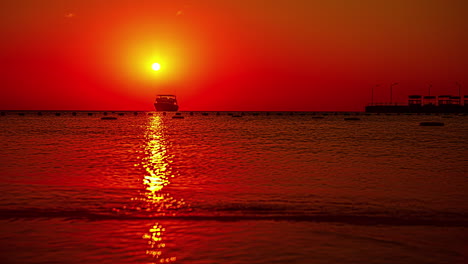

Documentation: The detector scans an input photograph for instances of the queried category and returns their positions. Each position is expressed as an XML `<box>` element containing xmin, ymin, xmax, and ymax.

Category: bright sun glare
<box><xmin>152</xmin><ymin>63</ymin><xmax>161</xmax><ymax>71</ymax></box>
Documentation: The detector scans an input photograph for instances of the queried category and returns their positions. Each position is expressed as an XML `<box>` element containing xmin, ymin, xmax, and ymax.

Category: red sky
<box><xmin>1</xmin><ymin>0</ymin><xmax>467</xmax><ymax>111</ymax></box>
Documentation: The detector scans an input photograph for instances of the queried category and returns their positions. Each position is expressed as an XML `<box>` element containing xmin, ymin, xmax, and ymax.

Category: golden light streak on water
<box><xmin>137</xmin><ymin>117</ymin><xmax>180</xmax><ymax>262</ymax></box>
<box><xmin>143</xmin><ymin>116</ymin><xmax>172</xmax><ymax>198</ymax></box>
<box><xmin>130</xmin><ymin>115</ymin><xmax>188</xmax><ymax>216</ymax></box>
<box><xmin>143</xmin><ymin>223</ymin><xmax>177</xmax><ymax>263</ymax></box>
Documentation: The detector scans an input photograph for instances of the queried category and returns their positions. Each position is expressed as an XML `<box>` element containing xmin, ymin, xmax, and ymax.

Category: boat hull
<box><xmin>154</xmin><ymin>103</ymin><xmax>179</xmax><ymax>112</ymax></box>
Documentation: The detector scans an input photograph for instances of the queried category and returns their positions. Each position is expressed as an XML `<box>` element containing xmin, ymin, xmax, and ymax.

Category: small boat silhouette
<box><xmin>154</xmin><ymin>95</ymin><xmax>179</xmax><ymax>111</ymax></box>
<box><xmin>419</xmin><ymin>121</ymin><xmax>444</xmax><ymax>126</ymax></box>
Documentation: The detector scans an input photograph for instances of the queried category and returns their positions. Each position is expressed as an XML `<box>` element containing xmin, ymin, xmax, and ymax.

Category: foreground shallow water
<box><xmin>1</xmin><ymin>112</ymin><xmax>467</xmax><ymax>263</ymax></box>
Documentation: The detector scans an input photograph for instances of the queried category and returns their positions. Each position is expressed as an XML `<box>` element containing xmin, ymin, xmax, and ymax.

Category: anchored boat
<box><xmin>154</xmin><ymin>95</ymin><xmax>179</xmax><ymax>111</ymax></box>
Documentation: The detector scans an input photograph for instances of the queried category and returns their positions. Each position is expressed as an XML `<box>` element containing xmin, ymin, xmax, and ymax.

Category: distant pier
<box><xmin>366</xmin><ymin>95</ymin><xmax>468</xmax><ymax>113</ymax></box>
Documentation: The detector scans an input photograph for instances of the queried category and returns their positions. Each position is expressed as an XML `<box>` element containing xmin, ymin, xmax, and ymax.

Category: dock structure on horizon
<box><xmin>366</xmin><ymin>94</ymin><xmax>468</xmax><ymax>113</ymax></box>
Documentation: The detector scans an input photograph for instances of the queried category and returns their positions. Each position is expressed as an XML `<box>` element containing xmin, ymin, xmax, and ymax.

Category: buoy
<box><xmin>172</xmin><ymin>115</ymin><xmax>184</xmax><ymax>119</ymax></box>
<box><xmin>72</xmin><ymin>112</ymin><xmax>77</xmax><ymax>116</ymax></box>
<box><xmin>88</xmin><ymin>113</ymin><xmax>93</xmax><ymax>116</ymax></box>
<box><xmin>55</xmin><ymin>113</ymin><xmax>61</xmax><ymax>116</ymax></box>
<box><xmin>419</xmin><ymin>122</ymin><xmax>444</xmax><ymax>126</ymax></box>
<box><xmin>101</xmin><ymin>117</ymin><xmax>118</xmax><ymax>120</ymax></box>
<box><xmin>202</xmin><ymin>112</ymin><xmax>209</xmax><ymax>116</ymax></box>
<box><xmin>344</xmin><ymin>117</ymin><xmax>360</xmax><ymax>121</ymax></box>
<box><xmin>37</xmin><ymin>112</ymin><xmax>43</xmax><ymax>116</ymax></box>
<box><xmin>312</xmin><ymin>116</ymin><xmax>324</xmax><ymax>119</ymax></box>
<box><xmin>118</xmin><ymin>113</ymin><xmax>124</xmax><ymax>116</ymax></box>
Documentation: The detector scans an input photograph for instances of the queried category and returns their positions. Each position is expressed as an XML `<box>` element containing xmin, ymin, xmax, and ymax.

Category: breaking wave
<box><xmin>1</xmin><ymin>207</ymin><xmax>466</xmax><ymax>227</ymax></box>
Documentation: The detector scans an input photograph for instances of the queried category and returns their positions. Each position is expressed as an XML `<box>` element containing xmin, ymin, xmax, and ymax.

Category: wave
<box><xmin>0</xmin><ymin>208</ymin><xmax>466</xmax><ymax>227</ymax></box>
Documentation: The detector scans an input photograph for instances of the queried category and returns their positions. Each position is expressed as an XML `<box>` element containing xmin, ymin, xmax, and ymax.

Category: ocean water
<box><xmin>0</xmin><ymin>111</ymin><xmax>467</xmax><ymax>264</ymax></box>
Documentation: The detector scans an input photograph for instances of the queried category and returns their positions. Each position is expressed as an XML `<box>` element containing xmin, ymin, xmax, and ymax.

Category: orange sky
<box><xmin>1</xmin><ymin>0</ymin><xmax>467</xmax><ymax>111</ymax></box>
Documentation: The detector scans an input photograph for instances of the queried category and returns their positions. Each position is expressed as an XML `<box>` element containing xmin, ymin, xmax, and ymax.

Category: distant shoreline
<box><xmin>1</xmin><ymin>110</ymin><xmax>369</xmax><ymax>113</ymax></box>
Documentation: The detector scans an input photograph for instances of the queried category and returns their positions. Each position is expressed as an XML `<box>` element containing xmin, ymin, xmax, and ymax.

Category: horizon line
<box><xmin>0</xmin><ymin>109</ymin><xmax>366</xmax><ymax>113</ymax></box>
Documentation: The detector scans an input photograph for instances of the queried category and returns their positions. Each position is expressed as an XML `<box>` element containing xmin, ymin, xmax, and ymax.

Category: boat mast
<box><xmin>456</xmin><ymin>82</ymin><xmax>461</xmax><ymax>97</ymax></box>
<box><xmin>390</xmin><ymin>83</ymin><xmax>398</xmax><ymax>104</ymax></box>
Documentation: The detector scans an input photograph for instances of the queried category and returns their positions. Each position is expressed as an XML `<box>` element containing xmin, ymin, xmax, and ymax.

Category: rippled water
<box><xmin>0</xmin><ymin>112</ymin><xmax>467</xmax><ymax>263</ymax></box>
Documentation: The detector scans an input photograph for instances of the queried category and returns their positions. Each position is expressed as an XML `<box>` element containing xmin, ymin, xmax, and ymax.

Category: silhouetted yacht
<box><xmin>154</xmin><ymin>95</ymin><xmax>179</xmax><ymax>111</ymax></box>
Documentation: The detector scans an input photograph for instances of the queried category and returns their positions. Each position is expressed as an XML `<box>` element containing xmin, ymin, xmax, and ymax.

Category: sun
<box><xmin>152</xmin><ymin>63</ymin><xmax>161</xmax><ymax>71</ymax></box>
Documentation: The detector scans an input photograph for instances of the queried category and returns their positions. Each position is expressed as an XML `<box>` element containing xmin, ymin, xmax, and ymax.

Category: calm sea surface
<box><xmin>0</xmin><ymin>112</ymin><xmax>467</xmax><ymax>264</ymax></box>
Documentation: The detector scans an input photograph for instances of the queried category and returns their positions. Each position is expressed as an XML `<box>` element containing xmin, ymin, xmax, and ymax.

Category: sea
<box><xmin>0</xmin><ymin>111</ymin><xmax>467</xmax><ymax>264</ymax></box>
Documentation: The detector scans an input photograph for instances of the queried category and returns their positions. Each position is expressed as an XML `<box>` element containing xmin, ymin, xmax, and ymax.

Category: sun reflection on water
<box><xmin>143</xmin><ymin>116</ymin><xmax>173</xmax><ymax>198</ymax></box>
<box><xmin>130</xmin><ymin>115</ymin><xmax>188</xmax><ymax>216</ymax></box>
<box><xmin>143</xmin><ymin>222</ymin><xmax>177</xmax><ymax>263</ymax></box>
<box><xmin>137</xmin><ymin>115</ymin><xmax>186</xmax><ymax>262</ymax></box>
